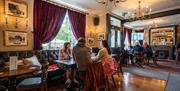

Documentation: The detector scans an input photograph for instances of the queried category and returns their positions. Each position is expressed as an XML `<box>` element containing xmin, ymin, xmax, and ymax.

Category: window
<box><xmin>124</xmin><ymin>31</ymin><xmax>129</xmax><ymax>50</ymax></box>
<box><xmin>131</xmin><ymin>32</ymin><xmax>144</xmax><ymax>45</ymax></box>
<box><xmin>110</xmin><ymin>17</ymin><xmax>121</xmax><ymax>27</ymax></box>
<box><xmin>108</xmin><ymin>16</ymin><xmax>122</xmax><ymax>48</ymax></box>
<box><xmin>111</xmin><ymin>29</ymin><xmax>116</xmax><ymax>47</ymax></box>
<box><xmin>43</xmin><ymin>13</ymin><xmax>76</xmax><ymax>50</ymax></box>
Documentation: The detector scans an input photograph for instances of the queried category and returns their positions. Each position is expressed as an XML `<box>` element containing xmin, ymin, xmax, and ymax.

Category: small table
<box><xmin>0</xmin><ymin>65</ymin><xmax>38</xmax><ymax>91</ymax></box>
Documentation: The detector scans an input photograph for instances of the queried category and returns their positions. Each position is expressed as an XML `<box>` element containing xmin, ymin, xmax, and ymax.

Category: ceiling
<box><xmin>51</xmin><ymin>0</ymin><xmax>180</xmax><ymax>28</ymax></box>
<box><xmin>124</xmin><ymin>14</ymin><xmax>180</xmax><ymax>29</ymax></box>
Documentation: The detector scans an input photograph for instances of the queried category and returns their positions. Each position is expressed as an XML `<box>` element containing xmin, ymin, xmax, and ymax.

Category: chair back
<box><xmin>84</xmin><ymin>62</ymin><xmax>106</xmax><ymax>91</ymax></box>
<box><xmin>134</xmin><ymin>52</ymin><xmax>142</xmax><ymax>60</ymax></box>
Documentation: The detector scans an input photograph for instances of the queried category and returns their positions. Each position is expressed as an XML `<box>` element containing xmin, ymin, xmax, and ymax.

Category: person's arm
<box><xmin>87</xmin><ymin>47</ymin><xmax>92</xmax><ymax>63</ymax></box>
<box><xmin>59</xmin><ymin>50</ymin><xmax>65</xmax><ymax>60</ymax></box>
<box><xmin>72</xmin><ymin>48</ymin><xmax>77</xmax><ymax>64</ymax></box>
<box><xmin>92</xmin><ymin>49</ymin><xmax>105</xmax><ymax>61</ymax></box>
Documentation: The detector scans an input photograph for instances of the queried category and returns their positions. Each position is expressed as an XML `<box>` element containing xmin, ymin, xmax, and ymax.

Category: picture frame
<box><xmin>4</xmin><ymin>30</ymin><xmax>28</xmax><ymax>46</ymax></box>
<box><xmin>87</xmin><ymin>38</ymin><xmax>95</xmax><ymax>46</ymax></box>
<box><xmin>97</xmin><ymin>33</ymin><xmax>105</xmax><ymax>40</ymax></box>
<box><xmin>5</xmin><ymin>0</ymin><xmax>28</xmax><ymax>18</ymax></box>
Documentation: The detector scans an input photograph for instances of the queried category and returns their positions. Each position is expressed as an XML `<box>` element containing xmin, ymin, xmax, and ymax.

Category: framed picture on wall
<box><xmin>5</xmin><ymin>0</ymin><xmax>28</xmax><ymax>18</ymax></box>
<box><xmin>97</xmin><ymin>33</ymin><xmax>105</xmax><ymax>40</ymax></box>
<box><xmin>87</xmin><ymin>38</ymin><xmax>95</xmax><ymax>46</ymax></box>
<box><xmin>4</xmin><ymin>30</ymin><xmax>28</xmax><ymax>46</ymax></box>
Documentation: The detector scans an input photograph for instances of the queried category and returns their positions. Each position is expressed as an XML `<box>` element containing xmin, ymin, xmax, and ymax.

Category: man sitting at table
<box><xmin>142</xmin><ymin>42</ymin><xmax>153</xmax><ymax>64</ymax></box>
<box><xmin>72</xmin><ymin>37</ymin><xmax>92</xmax><ymax>89</ymax></box>
<box><xmin>132</xmin><ymin>42</ymin><xmax>143</xmax><ymax>67</ymax></box>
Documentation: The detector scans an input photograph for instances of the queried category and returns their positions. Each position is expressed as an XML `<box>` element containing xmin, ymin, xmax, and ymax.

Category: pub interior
<box><xmin>0</xmin><ymin>0</ymin><xmax>180</xmax><ymax>91</ymax></box>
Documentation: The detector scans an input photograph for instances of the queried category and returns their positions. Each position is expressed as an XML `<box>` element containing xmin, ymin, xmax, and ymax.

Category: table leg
<box><xmin>9</xmin><ymin>77</ymin><xmax>16</xmax><ymax>91</ymax></box>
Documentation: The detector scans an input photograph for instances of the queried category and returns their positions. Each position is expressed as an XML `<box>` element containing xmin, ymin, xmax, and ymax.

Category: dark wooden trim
<box><xmin>150</xmin><ymin>25</ymin><xmax>176</xmax><ymax>29</ymax></box>
<box><xmin>106</xmin><ymin>13</ymin><xmax>123</xmax><ymax>48</ymax></box>
<box><xmin>107</xmin><ymin>13</ymin><xmax>124</xmax><ymax>21</ymax></box>
<box><xmin>123</xmin><ymin>8</ymin><xmax>180</xmax><ymax>22</ymax></box>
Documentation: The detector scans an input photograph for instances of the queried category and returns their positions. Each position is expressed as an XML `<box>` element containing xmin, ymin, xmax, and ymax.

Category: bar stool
<box><xmin>134</xmin><ymin>52</ymin><xmax>143</xmax><ymax>67</ymax></box>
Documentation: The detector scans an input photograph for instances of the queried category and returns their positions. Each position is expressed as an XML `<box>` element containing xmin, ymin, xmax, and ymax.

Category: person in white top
<box><xmin>92</xmin><ymin>40</ymin><xmax>112</xmax><ymax>63</ymax></box>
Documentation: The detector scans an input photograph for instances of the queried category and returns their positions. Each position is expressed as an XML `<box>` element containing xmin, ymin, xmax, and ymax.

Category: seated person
<box><xmin>59</xmin><ymin>42</ymin><xmax>72</xmax><ymax>60</ymax></box>
<box><xmin>132</xmin><ymin>42</ymin><xmax>143</xmax><ymax>53</ymax></box>
<box><xmin>59</xmin><ymin>42</ymin><xmax>73</xmax><ymax>85</ymax></box>
<box><xmin>132</xmin><ymin>42</ymin><xmax>143</xmax><ymax>66</ymax></box>
<box><xmin>120</xmin><ymin>48</ymin><xmax>129</xmax><ymax>65</ymax></box>
<box><xmin>92</xmin><ymin>40</ymin><xmax>112</xmax><ymax>63</ymax></box>
<box><xmin>142</xmin><ymin>42</ymin><xmax>153</xmax><ymax>64</ymax></box>
<box><xmin>143</xmin><ymin>42</ymin><xmax>153</xmax><ymax>58</ymax></box>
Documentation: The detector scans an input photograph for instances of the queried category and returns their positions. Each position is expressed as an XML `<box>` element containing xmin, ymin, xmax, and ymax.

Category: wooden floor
<box><xmin>47</xmin><ymin>60</ymin><xmax>180</xmax><ymax>91</ymax></box>
<box><xmin>144</xmin><ymin>60</ymin><xmax>180</xmax><ymax>74</ymax></box>
<box><xmin>48</xmin><ymin>72</ymin><xmax>166</xmax><ymax>91</ymax></box>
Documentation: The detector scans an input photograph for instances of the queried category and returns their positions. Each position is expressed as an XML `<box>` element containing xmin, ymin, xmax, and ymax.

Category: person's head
<box><xmin>135</xmin><ymin>41</ymin><xmax>139</xmax><ymax>46</ymax></box>
<box><xmin>63</xmin><ymin>42</ymin><xmax>71</xmax><ymax>50</ymax></box>
<box><xmin>100</xmin><ymin>40</ymin><xmax>111</xmax><ymax>54</ymax></box>
<box><xmin>77</xmin><ymin>37</ymin><xmax>86</xmax><ymax>46</ymax></box>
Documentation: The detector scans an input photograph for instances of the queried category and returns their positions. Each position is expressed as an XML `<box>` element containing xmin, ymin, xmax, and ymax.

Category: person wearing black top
<box><xmin>132</xmin><ymin>42</ymin><xmax>143</xmax><ymax>67</ymax></box>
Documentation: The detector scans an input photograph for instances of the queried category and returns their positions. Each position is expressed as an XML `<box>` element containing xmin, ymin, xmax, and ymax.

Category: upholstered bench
<box><xmin>0</xmin><ymin>50</ymin><xmax>66</xmax><ymax>87</ymax></box>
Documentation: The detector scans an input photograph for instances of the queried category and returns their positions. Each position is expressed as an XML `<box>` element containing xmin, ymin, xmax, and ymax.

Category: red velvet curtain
<box><xmin>33</xmin><ymin>0</ymin><xmax>67</xmax><ymax>50</ymax></box>
<box><xmin>68</xmin><ymin>10</ymin><xmax>86</xmax><ymax>39</ymax></box>
<box><xmin>127</xmin><ymin>29</ymin><xmax>132</xmax><ymax>46</ymax></box>
<box><xmin>124</xmin><ymin>28</ymin><xmax>132</xmax><ymax>46</ymax></box>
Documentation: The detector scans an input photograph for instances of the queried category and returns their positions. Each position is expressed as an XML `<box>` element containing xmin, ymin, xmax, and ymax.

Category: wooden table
<box><xmin>0</xmin><ymin>65</ymin><xmax>38</xmax><ymax>91</ymax></box>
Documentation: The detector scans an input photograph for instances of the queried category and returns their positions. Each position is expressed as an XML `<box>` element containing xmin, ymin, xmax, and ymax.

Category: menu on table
<box><xmin>9</xmin><ymin>56</ymin><xmax>18</xmax><ymax>70</ymax></box>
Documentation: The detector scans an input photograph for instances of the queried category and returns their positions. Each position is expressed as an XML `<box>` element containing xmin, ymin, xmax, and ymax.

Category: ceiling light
<box><xmin>126</xmin><ymin>1</ymin><xmax>151</xmax><ymax>20</ymax></box>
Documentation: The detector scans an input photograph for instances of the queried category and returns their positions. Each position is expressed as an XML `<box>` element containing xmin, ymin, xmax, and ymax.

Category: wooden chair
<box><xmin>84</xmin><ymin>62</ymin><xmax>106</xmax><ymax>91</ymax></box>
<box><xmin>16</xmin><ymin>62</ymin><xmax>48</xmax><ymax>91</ymax></box>
<box><xmin>134</xmin><ymin>52</ymin><xmax>143</xmax><ymax>67</ymax></box>
<box><xmin>143</xmin><ymin>53</ymin><xmax>149</xmax><ymax>65</ymax></box>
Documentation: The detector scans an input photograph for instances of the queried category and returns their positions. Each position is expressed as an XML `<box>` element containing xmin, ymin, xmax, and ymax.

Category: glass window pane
<box><xmin>111</xmin><ymin>29</ymin><xmax>116</xmax><ymax>47</ymax></box>
<box><xmin>117</xmin><ymin>30</ymin><xmax>121</xmax><ymax>47</ymax></box>
<box><xmin>42</xmin><ymin>13</ymin><xmax>76</xmax><ymax>50</ymax></box>
<box><xmin>110</xmin><ymin>17</ymin><xmax>121</xmax><ymax>27</ymax></box>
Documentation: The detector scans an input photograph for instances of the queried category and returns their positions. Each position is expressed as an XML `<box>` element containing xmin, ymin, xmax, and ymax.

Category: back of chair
<box><xmin>84</xmin><ymin>62</ymin><xmax>106</xmax><ymax>91</ymax></box>
<box><xmin>134</xmin><ymin>52</ymin><xmax>142</xmax><ymax>60</ymax></box>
